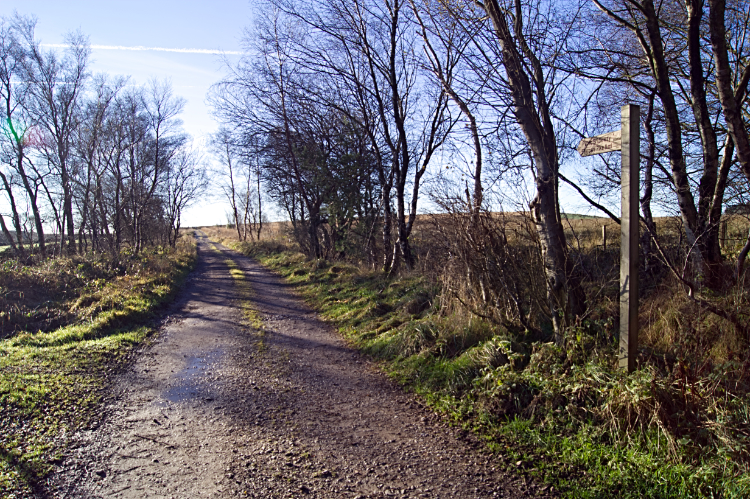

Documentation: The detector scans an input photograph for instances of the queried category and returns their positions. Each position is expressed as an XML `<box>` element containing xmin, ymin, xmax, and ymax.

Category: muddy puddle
<box><xmin>162</xmin><ymin>349</ymin><xmax>224</xmax><ymax>403</ymax></box>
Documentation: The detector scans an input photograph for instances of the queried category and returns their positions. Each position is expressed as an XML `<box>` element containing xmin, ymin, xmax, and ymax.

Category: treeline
<box><xmin>0</xmin><ymin>16</ymin><xmax>207</xmax><ymax>259</ymax></box>
<box><xmin>210</xmin><ymin>0</ymin><xmax>750</xmax><ymax>341</ymax></box>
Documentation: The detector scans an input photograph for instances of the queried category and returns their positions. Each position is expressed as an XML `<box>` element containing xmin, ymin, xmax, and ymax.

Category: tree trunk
<box><xmin>640</xmin><ymin>95</ymin><xmax>658</xmax><ymax>270</ymax></box>
<box><xmin>708</xmin><ymin>0</ymin><xmax>750</xmax><ymax>187</ymax></box>
<box><xmin>686</xmin><ymin>0</ymin><xmax>722</xmax><ymax>268</ymax></box>
<box><xmin>4</xmin><ymin>116</ymin><xmax>46</xmax><ymax>257</ymax></box>
<box><xmin>61</xmin><ymin>169</ymin><xmax>76</xmax><ymax>254</ymax></box>
<box><xmin>0</xmin><ymin>171</ymin><xmax>26</xmax><ymax>258</ymax></box>
<box><xmin>481</xmin><ymin>0</ymin><xmax>583</xmax><ymax>343</ymax></box>
<box><xmin>0</xmin><ymin>214</ymin><xmax>19</xmax><ymax>256</ymax></box>
<box><xmin>256</xmin><ymin>167</ymin><xmax>263</xmax><ymax>240</ymax></box>
<box><xmin>638</xmin><ymin>0</ymin><xmax>703</xmax><ymax>275</ymax></box>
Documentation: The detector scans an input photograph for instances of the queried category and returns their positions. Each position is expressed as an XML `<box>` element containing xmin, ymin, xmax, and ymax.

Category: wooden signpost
<box><xmin>577</xmin><ymin>104</ymin><xmax>640</xmax><ymax>372</ymax></box>
<box><xmin>577</xmin><ymin>130</ymin><xmax>621</xmax><ymax>157</ymax></box>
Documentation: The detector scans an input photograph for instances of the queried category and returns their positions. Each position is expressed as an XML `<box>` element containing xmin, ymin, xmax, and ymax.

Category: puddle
<box><xmin>162</xmin><ymin>349</ymin><xmax>223</xmax><ymax>403</ymax></box>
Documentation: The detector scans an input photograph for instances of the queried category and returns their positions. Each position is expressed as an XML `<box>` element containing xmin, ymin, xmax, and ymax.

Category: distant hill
<box><xmin>0</xmin><ymin>231</ymin><xmax>39</xmax><ymax>246</ymax></box>
<box><xmin>726</xmin><ymin>204</ymin><xmax>750</xmax><ymax>215</ymax></box>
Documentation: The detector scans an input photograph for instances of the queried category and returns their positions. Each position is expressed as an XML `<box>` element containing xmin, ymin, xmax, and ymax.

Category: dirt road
<box><xmin>46</xmin><ymin>233</ymin><xmax>552</xmax><ymax>498</ymax></box>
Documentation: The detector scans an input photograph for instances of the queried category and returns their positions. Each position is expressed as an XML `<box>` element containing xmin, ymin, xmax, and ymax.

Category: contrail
<box><xmin>42</xmin><ymin>43</ymin><xmax>242</xmax><ymax>55</ymax></box>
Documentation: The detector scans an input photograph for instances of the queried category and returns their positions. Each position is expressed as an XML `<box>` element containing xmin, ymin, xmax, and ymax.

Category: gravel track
<box><xmin>44</xmin><ymin>233</ymin><xmax>553</xmax><ymax>498</ymax></box>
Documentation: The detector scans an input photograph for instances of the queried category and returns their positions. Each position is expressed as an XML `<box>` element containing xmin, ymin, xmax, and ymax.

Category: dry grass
<box><xmin>203</xmin><ymin>212</ymin><xmax>750</xmax><ymax>358</ymax></box>
<box><xmin>0</xmin><ymin>241</ymin><xmax>198</xmax><ymax>338</ymax></box>
<box><xmin>200</xmin><ymin>222</ymin><xmax>293</xmax><ymax>244</ymax></box>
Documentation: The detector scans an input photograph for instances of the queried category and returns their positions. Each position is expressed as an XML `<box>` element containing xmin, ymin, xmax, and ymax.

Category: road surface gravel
<box><xmin>45</xmin><ymin>233</ymin><xmax>553</xmax><ymax>498</ymax></box>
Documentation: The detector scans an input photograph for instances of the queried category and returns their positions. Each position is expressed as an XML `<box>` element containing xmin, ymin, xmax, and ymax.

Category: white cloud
<box><xmin>42</xmin><ymin>43</ymin><xmax>242</xmax><ymax>55</ymax></box>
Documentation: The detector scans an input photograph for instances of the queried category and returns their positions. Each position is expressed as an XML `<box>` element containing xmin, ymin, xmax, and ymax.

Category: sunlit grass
<box><xmin>223</xmin><ymin>256</ymin><xmax>265</xmax><ymax>351</ymax></box>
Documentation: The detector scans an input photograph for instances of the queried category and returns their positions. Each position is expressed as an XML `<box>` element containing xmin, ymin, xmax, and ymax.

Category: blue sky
<box><xmin>2</xmin><ymin>1</ymin><xmax>254</xmax><ymax>226</ymax></box>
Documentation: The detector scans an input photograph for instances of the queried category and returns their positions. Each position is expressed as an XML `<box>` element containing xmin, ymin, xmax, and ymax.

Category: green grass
<box><xmin>0</xmin><ymin>244</ymin><xmax>196</xmax><ymax>496</ymax></box>
<box><xmin>223</xmin><ymin>253</ymin><xmax>266</xmax><ymax>352</ymax></box>
<box><xmin>224</xmin><ymin>238</ymin><xmax>750</xmax><ymax>499</ymax></box>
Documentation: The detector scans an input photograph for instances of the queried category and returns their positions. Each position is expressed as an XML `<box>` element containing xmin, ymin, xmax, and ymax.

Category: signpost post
<box><xmin>577</xmin><ymin>104</ymin><xmax>640</xmax><ymax>373</ymax></box>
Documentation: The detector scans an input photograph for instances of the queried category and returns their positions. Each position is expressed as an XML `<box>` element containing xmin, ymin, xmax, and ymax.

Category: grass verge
<box><xmin>220</xmin><ymin>237</ymin><xmax>750</xmax><ymax>499</ymax></box>
<box><xmin>0</xmin><ymin>241</ymin><xmax>196</xmax><ymax>497</ymax></box>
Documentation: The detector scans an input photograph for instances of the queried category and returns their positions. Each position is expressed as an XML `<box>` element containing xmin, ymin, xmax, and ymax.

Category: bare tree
<box><xmin>163</xmin><ymin>145</ymin><xmax>208</xmax><ymax>247</ymax></box>
<box><xmin>411</xmin><ymin>0</ymin><xmax>485</xmax><ymax>222</ymax></box>
<box><xmin>212</xmin><ymin>127</ymin><xmax>250</xmax><ymax>241</ymax></box>
<box><xmin>213</xmin><ymin>128</ymin><xmax>242</xmax><ymax>241</ymax></box>
<box><xmin>21</xmin><ymin>25</ymin><xmax>90</xmax><ymax>254</ymax></box>
<box><xmin>73</xmin><ymin>74</ymin><xmax>124</xmax><ymax>252</ymax></box>
<box><xmin>0</xmin><ymin>15</ymin><xmax>195</xmax><ymax>260</ymax></box>
<box><xmin>129</xmin><ymin>79</ymin><xmax>186</xmax><ymax>253</ymax></box>
<box><xmin>435</xmin><ymin>0</ymin><xmax>586</xmax><ymax>342</ymax></box>
<box><xmin>329</xmin><ymin>0</ymin><xmax>453</xmax><ymax>270</ymax></box>
<box><xmin>230</xmin><ymin>0</ymin><xmax>455</xmax><ymax>268</ymax></box>
<box><xmin>586</xmin><ymin>0</ymin><xmax>750</xmax><ymax>285</ymax></box>
<box><xmin>707</xmin><ymin>0</ymin><xmax>750</xmax><ymax>277</ymax></box>
<box><xmin>0</xmin><ymin>15</ymin><xmax>44</xmax><ymax>257</ymax></box>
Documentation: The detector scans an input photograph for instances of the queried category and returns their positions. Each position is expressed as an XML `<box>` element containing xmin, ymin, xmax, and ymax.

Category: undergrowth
<box><xmin>0</xmin><ymin>239</ymin><xmax>196</xmax><ymax>497</ymax></box>
<box><xmin>219</xmin><ymin>234</ymin><xmax>750</xmax><ymax>499</ymax></box>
